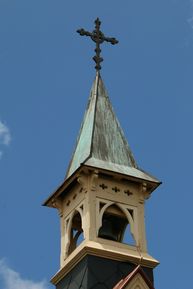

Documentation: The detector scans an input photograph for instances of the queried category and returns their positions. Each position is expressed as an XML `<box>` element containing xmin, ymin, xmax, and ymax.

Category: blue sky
<box><xmin>0</xmin><ymin>0</ymin><xmax>193</xmax><ymax>288</ymax></box>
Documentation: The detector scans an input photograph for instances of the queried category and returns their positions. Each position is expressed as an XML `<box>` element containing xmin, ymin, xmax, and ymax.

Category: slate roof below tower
<box><xmin>55</xmin><ymin>255</ymin><xmax>154</xmax><ymax>289</ymax></box>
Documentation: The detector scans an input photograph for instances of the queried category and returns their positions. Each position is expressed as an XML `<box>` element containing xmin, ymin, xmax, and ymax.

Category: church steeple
<box><xmin>66</xmin><ymin>71</ymin><xmax>137</xmax><ymax>178</ymax></box>
<box><xmin>66</xmin><ymin>71</ymin><xmax>159</xmax><ymax>188</ymax></box>
<box><xmin>43</xmin><ymin>18</ymin><xmax>161</xmax><ymax>289</ymax></box>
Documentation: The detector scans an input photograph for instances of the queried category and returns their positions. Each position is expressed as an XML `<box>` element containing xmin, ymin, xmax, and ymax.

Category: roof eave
<box><xmin>42</xmin><ymin>166</ymin><xmax>84</xmax><ymax>207</ymax></box>
<box><xmin>83</xmin><ymin>163</ymin><xmax>161</xmax><ymax>192</ymax></box>
<box><xmin>43</xmin><ymin>160</ymin><xmax>161</xmax><ymax>208</ymax></box>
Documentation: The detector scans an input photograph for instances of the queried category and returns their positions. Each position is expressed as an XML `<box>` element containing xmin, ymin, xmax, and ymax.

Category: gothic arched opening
<box><xmin>68</xmin><ymin>211</ymin><xmax>84</xmax><ymax>255</ymax></box>
<box><xmin>98</xmin><ymin>204</ymin><xmax>135</xmax><ymax>245</ymax></box>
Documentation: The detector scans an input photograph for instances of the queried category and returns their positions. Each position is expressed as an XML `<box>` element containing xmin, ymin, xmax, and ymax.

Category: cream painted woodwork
<box><xmin>125</xmin><ymin>273</ymin><xmax>151</xmax><ymax>289</ymax></box>
<box><xmin>55</xmin><ymin>167</ymin><xmax>158</xmax><ymax>272</ymax></box>
<box><xmin>43</xmin><ymin>43</ymin><xmax>161</xmax><ymax>288</ymax></box>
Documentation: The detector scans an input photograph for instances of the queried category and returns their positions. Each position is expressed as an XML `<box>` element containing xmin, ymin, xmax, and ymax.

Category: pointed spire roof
<box><xmin>66</xmin><ymin>73</ymin><xmax>159</xmax><ymax>184</ymax></box>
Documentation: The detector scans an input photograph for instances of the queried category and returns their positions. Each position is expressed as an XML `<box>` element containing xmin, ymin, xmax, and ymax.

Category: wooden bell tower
<box><xmin>43</xmin><ymin>19</ymin><xmax>161</xmax><ymax>289</ymax></box>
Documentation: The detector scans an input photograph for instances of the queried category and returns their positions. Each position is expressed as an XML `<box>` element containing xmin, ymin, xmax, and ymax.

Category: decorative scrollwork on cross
<box><xmin>77</xmin><ymin>18</ymin><xmax>118</xmax><ymax>71</ymax></box>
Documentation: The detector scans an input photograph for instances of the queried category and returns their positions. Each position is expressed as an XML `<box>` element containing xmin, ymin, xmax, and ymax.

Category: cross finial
<box><xmin>77</xmin><ymin>18</ymin><xmax>118</xmax><ymax>71</ymax></box>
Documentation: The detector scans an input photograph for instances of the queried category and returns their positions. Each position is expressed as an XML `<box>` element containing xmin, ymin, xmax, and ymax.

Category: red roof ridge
<box><xmin>112</xmin><ymin>265</ymin><xmax>155</xmax><ymax>289</ymax></box>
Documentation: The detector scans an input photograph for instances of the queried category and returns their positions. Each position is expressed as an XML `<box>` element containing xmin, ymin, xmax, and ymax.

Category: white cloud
<box><xmin>0</xmin><ymin>260</ymin><xmax>49</xmax><ymax>289</ymax></box>
<box><xmin>0</xmin><ymin>121</ymin><xmax>11</xmax><ymax>159</ymax></box>
<box><xmin>0</xmin><ymin>121</ymin><xmax>11</xmax><ymax>146</ymax></box>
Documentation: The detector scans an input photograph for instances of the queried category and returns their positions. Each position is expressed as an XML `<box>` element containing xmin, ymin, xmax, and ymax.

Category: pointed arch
<box><xmin>97</xmin><ymin>200</ymin><xmax>137</xmax><ymax>244</ymax></box>
<box><xmin>98</xmin><ymin>201</ymin><xmax>134</xmax><ymax>237</ymax></box>
<box><xmin>64</xmin><ymin>204</ymin><xmax>85</xmax><ymax>257</ymax></box>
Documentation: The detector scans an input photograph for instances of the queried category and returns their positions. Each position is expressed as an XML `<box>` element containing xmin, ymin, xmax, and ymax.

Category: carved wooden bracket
<box><xmin>141</xmin><ymin>182</ymin><xmax>150</xmax><ymax>200</ymax></box>
<box><xmin>77</xmin><ymin>173</ymin><xmax>88</xmax><ymax>192</ymax></box>
<box><xmin>51</xmin><ymin>198</ymin><xmax>63</xmax><ymax>217</ymax></box>
<box><xmin>90</xmin><ymin>170</ymin><xmax>98</xmax><ymax>191</ymax></box>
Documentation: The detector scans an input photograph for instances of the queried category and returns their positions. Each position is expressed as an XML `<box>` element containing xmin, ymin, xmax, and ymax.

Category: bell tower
<box><xmin>43</xmin><ymin>18</ymin><xmax>161</xmax><ymax>289</ymax></box>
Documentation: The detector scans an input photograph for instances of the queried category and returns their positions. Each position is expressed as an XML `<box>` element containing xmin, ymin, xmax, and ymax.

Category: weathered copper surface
<box><xmin>77</xmin><ymin>18</ymin><xmax>118</xmax><ymax>71</ymax></box>
<box><xmin>66</xmin><ymin>72</ymin><xmax>159</xmax><ymax>184</ymax></box>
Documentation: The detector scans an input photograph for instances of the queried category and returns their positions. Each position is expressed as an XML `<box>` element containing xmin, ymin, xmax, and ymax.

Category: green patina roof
<box><xmin>66</xmin><ymin>72</ymin><xmax>159</xmax><ymax>183</ymax></box>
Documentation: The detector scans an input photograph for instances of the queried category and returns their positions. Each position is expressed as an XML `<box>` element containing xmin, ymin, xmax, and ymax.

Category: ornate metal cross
<box><xmin>77</xmin><ymin>18</ymin><xmax>118</xmax><ymax>71</ymax></box>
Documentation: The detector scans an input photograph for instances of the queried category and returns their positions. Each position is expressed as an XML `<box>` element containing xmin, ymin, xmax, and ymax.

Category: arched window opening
<box><xmin>98</xmin><ymin>205</ymin><xmax>128</xmax><ymax>242</ymax></box>
<box><xmin>68</xmin><ymin>212</ymin><xmax>84</xmax><ymax>255</ymax></box>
